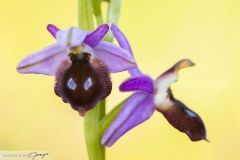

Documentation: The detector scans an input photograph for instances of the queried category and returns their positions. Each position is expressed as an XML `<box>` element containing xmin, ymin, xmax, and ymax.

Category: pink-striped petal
<box><xmin>16</xmin><ymin>43</ymin><xmax>68</xmax><ymax>76</ymax></box>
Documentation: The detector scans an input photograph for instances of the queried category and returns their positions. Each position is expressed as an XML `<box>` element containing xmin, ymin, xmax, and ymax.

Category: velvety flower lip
<box><xmin>16</xmin><ymin>24</ymin><xmax>135</xmax><ymax>75</ymax></box>
<box><xmin>102</xmin><ymin>24</ymin><xmax>207</xmax><ymax>147</ymax></box>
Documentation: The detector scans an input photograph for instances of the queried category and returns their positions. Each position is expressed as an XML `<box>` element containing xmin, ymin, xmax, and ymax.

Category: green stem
<box><xmin>99</xmin><ymin>99</ymin><xmax>126</xmax><ymax>137</ymax></box>
<box><xmin>96</xmin><ymin>15</ymin><xmax>103</xmax><ymax>26</ymax></box>
<box><xmin>92</xmin><ymin>0</ymin><xmax>103</xmax><ymax>25</ymax></box>
<box><xmin>107</xmin><ymin>0</ymin><xmax>121</xmax><ymax>25</ymax></box>
<box><xmin>84</xmin><ymin>100</ymin><xmax>105</xmax><ymax>160</ymax></box>
<box><xmin>105</xmin><ymin>0</ymin><xmax>121</xmax><ymax>41</ymax></box>
<box><xmin>78</xmin><ymin>0</ymin><xmax>94</xmax><ymax>30</ymax></box>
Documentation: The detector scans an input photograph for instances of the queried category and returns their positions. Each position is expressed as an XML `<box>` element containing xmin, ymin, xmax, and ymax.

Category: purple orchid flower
<box><xmin>102</xmin><ymin>24</ymin><xmax>207</xmax><ymax>147</ymax></box>
<box><xmin>16</xmin><ymin>24</ymin><xmax>135</xmax><ymax>116</ymax></box>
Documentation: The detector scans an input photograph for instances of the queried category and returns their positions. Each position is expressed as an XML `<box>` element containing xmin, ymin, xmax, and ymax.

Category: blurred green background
<box><xmin>0</xmin><ymin>0</ymin><xmax>240</xmax><ymax>159</ymax></box>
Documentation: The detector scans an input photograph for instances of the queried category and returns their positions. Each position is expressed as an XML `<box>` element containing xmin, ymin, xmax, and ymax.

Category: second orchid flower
<box><xmin>102</xmin><ymin>24</ymin><xmax>207</xmax><ymax>147</ymax></box>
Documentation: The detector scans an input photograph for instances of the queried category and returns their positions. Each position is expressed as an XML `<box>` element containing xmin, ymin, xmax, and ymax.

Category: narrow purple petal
<box><xmin>84</xmin><ymin>24</ymin><xmax>109</xmax><ymax>47</ymax></box>
<box><xmin>111</xmin><ymin>23</ymin><xmax>133</xmax><ymax>54</ymax></box>
<box><xmin>92</xmin><ymin>41</ymin><xmax>136</xmax><ymax>73</ymax></box>
<box><xmin>47</xmin><ymin>24</ymin><xmax>60</xmax><ymax>38</ymax></box>
<box><xmin>120</xmin><ymin>76</ymin><xmax>154</xmax><ymax>94</ymax></box>
<box><xmin>111</xmin><ymin>24</ymin><xmax>142</xmax><ymax>77</ymax></box>
<box><xmin>102</xmin><ymin>92</ymin><xmax>155</xmax><ymax>147</ymax></box>
<box><xmin>56</xmin><ymin>27</ymin><xmax>89</xmax><ymax>47</ymax></box>
<box><xmin>16</xmin><ymin>43</ymin><xmax>68</xmax><ymax>76</ymax></box>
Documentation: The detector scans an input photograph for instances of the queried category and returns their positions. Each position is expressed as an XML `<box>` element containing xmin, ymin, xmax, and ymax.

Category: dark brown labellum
<box><xmin>156</xmin><ymin>89</ymin><xmax>207</xmax><ymax>141</ymax></box>
<box><xmin>55</xmin><ymin>52</ymin><xmax>112</xmax><ymax>115</ymax></box>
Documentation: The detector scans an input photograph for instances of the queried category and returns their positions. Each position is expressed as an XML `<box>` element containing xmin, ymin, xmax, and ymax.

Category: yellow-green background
<box><xmin>1</xmin><ymin>0</ymin><xmax>240</xmax><ymax>159</ymax></box>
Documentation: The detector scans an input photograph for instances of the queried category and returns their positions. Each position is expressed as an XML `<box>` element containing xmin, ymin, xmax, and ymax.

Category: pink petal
<box><xmin>92</xmin><ymin>41</ymin><xmax>136</xmax><ymax>73</ymax></box>
<box><xmin>16</xmin><ymin>43</ymin><xmax>68</xmax><ymax>76</ymax></box>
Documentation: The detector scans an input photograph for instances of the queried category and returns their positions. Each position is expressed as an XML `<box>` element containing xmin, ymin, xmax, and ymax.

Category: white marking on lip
<box><xmin>154</xmin><ymin>73</ymin><xmax>178</xmax><ymax>106</ymax></box>
<box><xmin>67</xmin><ymin>78</ymin><xmax>77</xmax><ymax>90</ymax></box>
<box><xmin>84</xmin><ymin>77</ymin><xmax>93</xmax><ymax>90</ymax></box>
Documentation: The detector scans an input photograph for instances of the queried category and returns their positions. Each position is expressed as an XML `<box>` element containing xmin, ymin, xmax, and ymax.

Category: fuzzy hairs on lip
<box><xmin>54</xmin><ymin>52</ymin><xmax>112</xmax><ymax>116</ymax></box>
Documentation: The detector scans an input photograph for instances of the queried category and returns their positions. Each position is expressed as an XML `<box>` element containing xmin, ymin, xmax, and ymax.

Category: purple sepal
<box><xmin>102</xmin><ymin>92</ymin><xmax>155</xmax><ymax>147</ymax></box>
<box><xmin>111</xmin><ymin>23</ymin><xmax>133</xmax><ymax>54</ymax></box>
<box><xmin>120</xmin><ymin>76</ymin><xmax>154</xmax><ymax>94</ymax></box>
<box><xmin>110</xmin><ymin>24</ymin><xmax>142</xmax><ymax>77</ymax></box>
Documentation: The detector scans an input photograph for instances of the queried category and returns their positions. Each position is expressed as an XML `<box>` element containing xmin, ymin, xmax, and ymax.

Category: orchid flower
<box><xmin>102</xmin><ymin>24</ymin><xmax>207</xmax><ymax>147</ymax></box>
<box><xmin>16</xmin><ymin>24</ymin><xmax>135</xmax><ymax>116</ymax></box>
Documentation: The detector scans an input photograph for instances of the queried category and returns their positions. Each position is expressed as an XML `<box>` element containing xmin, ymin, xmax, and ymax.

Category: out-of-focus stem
<box><xmin>78</xmin><ymin>0</ymin><xmax>94</xmax><ymax>30</ymax></box>
<box><xmin>105</xmin><ymin>0</ymin><xmax>121</xmax><ymax>41</ymax></box>
<box><xmin>92</xmin><ymin>0</ymin><xmax>103</xmax><ymax>25</ymax></box>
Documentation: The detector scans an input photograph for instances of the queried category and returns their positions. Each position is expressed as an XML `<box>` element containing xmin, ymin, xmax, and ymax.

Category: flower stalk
<box><xmin>105</xmin><ymin>0</ymin><xmax>121</xmax><ymax>41</ymax></box>
<box><xmin>79</xmin><ymin>0</ymin><xmax>122</xmax><ymax>160</ymax></box>
<box><xmin>84</xmin><ymin>100</ymin><xmax>106</xmax><ymax>160</ymax></box>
